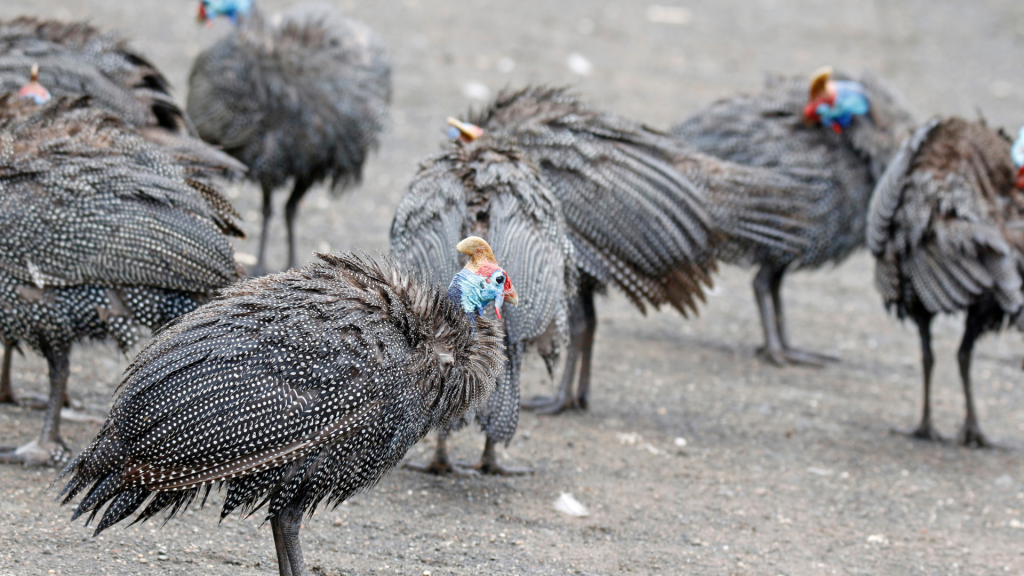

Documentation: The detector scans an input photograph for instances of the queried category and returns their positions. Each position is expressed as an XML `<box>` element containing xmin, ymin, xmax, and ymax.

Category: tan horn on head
<box><xmin>457</xmin><ymin>236</ymin><xmax>496</xmax><ymax>269</ymax></box>
<box><xmin>809</xmin><ymin>65</ymin><xmax>833</xmax><ymax>100</ymax></box>
<box><xmin>447</xmin><ymin>117</ymin><xmax>484</xmax><ymax>141</ymax></box>
<box><xmin>29</xmin><ymin>64</ymin><xmax>39</xmax><ymax>82</ymax></box>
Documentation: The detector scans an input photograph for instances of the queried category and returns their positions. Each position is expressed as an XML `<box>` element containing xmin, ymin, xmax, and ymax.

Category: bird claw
<box><xmin>958</xmin><ymin>425</ymin><xmax>1000</xmax><ymax>449</ymax></box>
<box><xmin>521</xmin><ymin>393</ymin><xmax>583</xmax><ymax>415</ymax></box>
<box><xmin>458</xmin><ymin>458</ymin><xmax>532</xmax><ymax>476</ymax></box>
<box><xmin>0</xmin><ymin>439</ymin><xmax>71</xmax><ymax>467</ymax></box>
<box><xmin>892</xmin><ymin>424</ymin><xmax>947</xmax><ymax>443</ymax></box>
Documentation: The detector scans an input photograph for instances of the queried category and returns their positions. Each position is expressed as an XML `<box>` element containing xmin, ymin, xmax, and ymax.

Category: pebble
<box><xmin>566</xmin><ymin>53</ymin><xmax>593</xmax><ymax>76</ymax></box>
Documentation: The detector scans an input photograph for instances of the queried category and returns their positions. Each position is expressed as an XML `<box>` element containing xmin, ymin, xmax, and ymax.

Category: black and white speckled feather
<box><xmin>391</xmin><ymin>138</ymin><xmax>573</xmax><ymax>444</ymax></box>
<box><xmin>59</xmin><ymin>253</ymin><xmax>504</xmax><ymax>532</ymax></box>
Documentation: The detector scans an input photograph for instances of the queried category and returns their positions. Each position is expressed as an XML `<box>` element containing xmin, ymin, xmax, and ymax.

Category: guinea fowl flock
<box><xmin>0</xmin><ymin>1</ymin><xmax>1021</xmax><ymax>575</ymax></box>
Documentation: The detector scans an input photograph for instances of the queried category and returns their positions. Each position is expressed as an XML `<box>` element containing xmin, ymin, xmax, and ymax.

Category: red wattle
<box><xmin>1016</xmin><ymin>166</ymin><xmax>1024</xmax><ymax>189</ymax></box>
<box><xmin>832</xmin><ymin>123</ymin><xmax>842</xmax><ymax>135</ymax></box>
<box><xmin>495</xmin><ymin>307</ymin><xmax>501</xmax><ymax>320</ymax></box>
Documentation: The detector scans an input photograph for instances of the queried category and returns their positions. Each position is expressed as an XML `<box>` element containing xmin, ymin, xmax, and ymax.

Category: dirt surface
<box><xmin>2</xmin><ymin>0</ymin><xmax>1024</xmax><ymax>574</ymax></box>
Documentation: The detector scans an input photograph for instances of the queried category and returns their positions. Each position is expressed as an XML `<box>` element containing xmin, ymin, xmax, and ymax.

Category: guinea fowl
<box><xmin>672</xmin><ymin>67</ymin><xmax>917</xmax><ymax>366</ymax></box>
<box><xmin>0</xmin><ymin>96</ymin><xmax>243</xmax><ymax>466</ymax></box>
<box><xmin>392</xmin><ymin>131</ymin><xmax>572</xmax><ymax>474</ymax></box>
<box><xmin>447</xmin><ymin>86</ymin><xmax>812</xmax><ymax>415</ymax></box>
<box><xmin>0</xmin><ymin>17</ymin><xmax>244</xmax><ymax>405</ymax></box>
<box><xmin>59</xmin><ymin>239</ymin><xmax>510</xmax><ymax>576</ymax></box>
<box><xmin>188</xmin><ymin>0</ymin><xmax>392</xmax><ymax>275</ymax></box>
<box><xmin>867</xmin><ymin>118</ymin><xmax>1024</xmax><ymax>447</ymax></box>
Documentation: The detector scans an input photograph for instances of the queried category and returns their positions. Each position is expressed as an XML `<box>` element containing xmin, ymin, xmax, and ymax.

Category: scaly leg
<box><xmin>284</xmin><ymin>178</ymin><xmax>313</xmax><ymax>272</ymax></box>
<box><xmin>771</xmin><ymin>267</ymin><xmax>838</xmax><ymax>365</ymax></box>
<box><xmin>467</xmin><ymin>436</ymin><xmax>531</xmax><ymax>476</ymax></box>
<box><xmin>270</xmin><ymin>502</ymin><xmax>307</xmax><ymax>576</ymax></box>
<box><xmin>0</xmin><ymin>342</ymin><xmax>72</xmax><ymax>466</ymax></box>
<box><xmin>575</xmin><ymin>286</ymin><xmax>597</xmax><ymax>410</ymax></box>
<box><xmin>896</xmin><ymin>308</ymin><xmax>944</xmax><ymax>442</ymax></box>
<box><xmin>522</xmin><ymin>290</ymin><xmax>586</xmax><ymax>414</ymax></box>
<box><xmin>0</xmin><ymin>339</ymin><xmax>13</xmax><ymax>405</ymax></box>
<box><xmin>957</xmin><ymin>306</ymin><xmax>991</xmax><ymax>448</ymax></box>
<box><xmin>253</xmin><ymin>184</ymin><xmax>276</xmax><ymax>277</ymax></box>
<box><xmin>403</xmin><ymin>429</ymin><xmax>470</xmax><ymax>476</ymax></box>
<box><xmin>753</xmin><ymin>265</ymin><xmax>787</xmax><ymax>365</ymax></box>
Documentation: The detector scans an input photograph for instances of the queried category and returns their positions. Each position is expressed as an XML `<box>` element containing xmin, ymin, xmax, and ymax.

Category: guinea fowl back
<box><xmin>392</xmin><ymin>139</ymin><xmax>573</xmax><ymax>444</ymax></box>
<box><xmin>0</xmin><ymin>96</ymin><xmax>242</xmax><ymax>353</ymax></box>
<box><xmin>59</xmin><ymin>253</ymin><xmax>504</xmax><ymax>531</ymax></box>
<box><xmin>868</xmin><ymin>117</ymin><xmax>1024</xmax><ymax>325</ymax></box>
<box><xmin>672</xmin><ymin>72</ymin><xmax>916</xmax><ymax>270</ymax></box>
<box><xmin>0</xmin><ymin>17</ymin><xmax>188</xmax><ymax>132</ymax></box>
<box><xmin>187</xmin><ymin>5</ymin><xmax>391</xmax><ymax>193</ymax></box>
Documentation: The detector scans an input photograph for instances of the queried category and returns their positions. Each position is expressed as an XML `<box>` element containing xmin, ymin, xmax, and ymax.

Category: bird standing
<box><xmin>447</xmin><ymin>87</ymin><xmax>812</xmax><ymax>415</ymax></box>
<box><xmin>188</xmin><ymin>0</ymin><xmax>392</xmax><ymax>275</ymax></box>
<box><xmin>867</xmin><ymin>117</ymin><xmax>1024</xmax><ymax>447</ymax></box>
<box><xmin>0</xmin><ymin>16</ymin><xmax>244</xmax><ymax>405</ymax></box>
<box><xmin>672</xmin><ymin>67</ymin><xmax>917</xmax><ymax>365</ymax></box>
<box><xmin>0</xmin><ymin>96</ymin><xmax>243</xmax><ymax>466</ymax></box>
<box><xmin>392</xmin><ymin>131</ymin><xmax>572</xmax><ymax>474</ymax></box>
<box><xmin>59</xmin><ymin>239</ymin><xmax>511</xmax><ymax>576</ymax></box>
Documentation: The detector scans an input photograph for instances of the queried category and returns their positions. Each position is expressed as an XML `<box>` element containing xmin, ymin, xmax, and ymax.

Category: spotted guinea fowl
<box><xmin>0</xmin><ymin>96</ymin><xmax>243</xmax><ymax>466</ymax></box>
<box><xmin>867</xmin><ymin>118</ymin><xmax>1024</xmax><ymax>447</ymax></box>
<box><xmin>392</xmin><ymin>133</ymin><xmax>571</xmax><ymax>474</ymax></box>
<box><xmin>447</xmin><ymin>86</ymin><xmax>813</xmax><ymax>415</ymax></box>
<box><xmin>672</xmin><ymin>67</ymin><xmax>917</xmax><ymax>366</ymax></box>
<box><xmin>188</xmin><ymin>0</ymin><xmax>392</xmax><ymax>275</ymax></box>
<box><xmin>58</xmin><ymin>239</ymin><xmax>509</xmax><ymax>576</ymax></box>
<box><xmin>0</xmin><ymin>17</ymin><xmax>245</xmax><ymax>404</ymax></box>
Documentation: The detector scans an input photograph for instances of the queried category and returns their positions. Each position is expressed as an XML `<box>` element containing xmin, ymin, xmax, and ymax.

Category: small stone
<box><xmin>674</xmin><ymin>437</ymin><xmax>687</xmax><ymax>447</ymax></box>
<box><xmin>333</xmin><ymin>517</ymin><xmax>343</xmax><ymax>527</ymax></box>
<box><xmin>157</xmin><ymin>555</ymin><xmax>169</xmax><ymax>561</ymax></box>
<box><xmin>566</xmin><ymin>53</ymin><xmax>593</xmax><ymax>76</ymax></box>
<box><xmin>462</xmin><ymin>81</ymin><xmax>490</xmax><ymax>101</ymax></box>
<box><xmin>553</xmin><ymin>492</ymin><xmax>590</xmax><ymax>517</ymax></box>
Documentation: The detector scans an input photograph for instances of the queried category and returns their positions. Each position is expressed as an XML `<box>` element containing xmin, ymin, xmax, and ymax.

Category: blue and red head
<box><xmin>802</xmin><ymin>66</ymin><xmax>869</xmax><ymax>134</ymax></box>
<box><xmin>197</xmin><ymin>0</ymin><xmax>252</xmax><ymax>25</ymax></box>
<box><xmin>447</xmin><ymin>117</ymin><xmax>485</xmax><ymax>143</ymax></box>
<box><xmin>447</xmin><ymin>237</ymin><xmax>519</xmax><ymax>320</ymax></box>
<box><xmin>18</xmin><ymin>64</ymin><xmax>50</xmax><ymax>105</ymax></box>
<box><xmin>1012</xmin><ymin>126</ymin><xmax>1024</xmax><ymax>190</ymax></box>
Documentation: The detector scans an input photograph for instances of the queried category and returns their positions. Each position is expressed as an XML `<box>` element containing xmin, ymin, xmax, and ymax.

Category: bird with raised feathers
<box><xmin>867</xmin><ymin>117</ymin><xmax>1024</xmax><ymax>447</ymax></box>
<box><xmin>0</xmin><ymin>16</ymin><xmax>246</xmax><ymax>406</ymax></box>
<box><xmin>392</xmin><ymin>130</ymin><xmax>571</xmax><ymax>474</ymax></box>
<box><xmin>672</xmin><ymin>67</ymin><xmax>917</xmax><ymax>366</ymax></box>
<box><xmin>442</xmin><ymin>86</ymin><xmax>812</xmax><ymax>415</ymax></box>
<box><xmin>0</xmin><ymin>95</ymin><xmax>244</xmax><ymax>466</ymax></box>
<box><xmin>58</xmin><ymin>239</ymin><xmax>509</xmax><ymax>576</ymax></box>
<box><xmin>188</xmin><ymin>0</ymin><xmax>392</xmax><ymax>275</ymax></box>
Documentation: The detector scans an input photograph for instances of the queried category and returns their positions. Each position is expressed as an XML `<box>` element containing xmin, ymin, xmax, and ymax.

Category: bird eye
<box><xmin>494</xmin><ymin>275</ymin><xmax>504</xmax><ymax>284</ymax></box>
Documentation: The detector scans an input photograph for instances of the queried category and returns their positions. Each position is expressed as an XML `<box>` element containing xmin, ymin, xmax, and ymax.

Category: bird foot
<box><xmin>0</xmin><ymin>439</ymin><xmax>71</xmax><ymax>467</ymax></box>
<box><xmin>521</xmin><ymin>393</ymin><xmax>585</xmax><ymax>415</ymax></box>
<box><xmin>757</xmin><ymin>346</ymin><xmax>838</xmax><ymax>367</ymax></box>
<box><xmin>958</xmin><ymin>425</ymin><xmax>1000</xmax><ymax>449</ymax></box>
<box><xmin>892</xmin><ymin>424</ymin><xmax>947</xmax><ymax>443</ymax></box>
<box><xmin>458</xmin><ymin>458</ymin><xmax>532</xmax><ymax>476</ymax></box>
<box><xmin>403</xmin><ymin>457</ymin><xmax>479</xmax><ymax>477</ymax></box>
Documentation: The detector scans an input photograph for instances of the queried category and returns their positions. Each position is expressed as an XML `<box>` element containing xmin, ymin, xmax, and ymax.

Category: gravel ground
<box><xmin>2</xmin><ymin>0</ymin><xmax>1024</xmax><ymax>575</ymax></box>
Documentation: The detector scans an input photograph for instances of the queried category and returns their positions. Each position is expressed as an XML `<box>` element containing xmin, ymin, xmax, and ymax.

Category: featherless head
<box><xmin>1012</xmin><ymin>126</ymin><xmax>1024</xmax><ymax>189</ymax></box>
<box><xmin>447</xmin><ymin>117</ymin><xmax>484</xmax><ymax>143</ymax></box>
<box><xmin>447</xmin><ymin>236</ymin><xmax>519</xmax><ymax>319</ymax></box>
<box><xmin>802</xmin><ymin>66</ymin><xmax>869</xmax><ymax>134</ymax></box>
<box><xmin>197</xmin><ymin>0</ymin><xmax>252</xmax><ymax>25</ymax></box>
<box><xmin>17</xmin><ymin>64</ymin><xmax>50</xmax><ymax>105</ymax></box>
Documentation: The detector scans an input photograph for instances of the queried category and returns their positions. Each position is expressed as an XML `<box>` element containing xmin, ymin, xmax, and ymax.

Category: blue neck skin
<box><xmin>816</xmin><ymin>81</ymin><xmax>870</xmax><ymax>131</ymax></box>
<box><xmin>448</xmin><ymin>269</ymin><xmax>497</xmax><ymax>319</ymax></box>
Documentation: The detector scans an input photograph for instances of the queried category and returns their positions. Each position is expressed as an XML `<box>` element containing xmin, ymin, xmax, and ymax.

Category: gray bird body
<box><xmin>391</xmin><ymin>136</ymin><xmax>573</xmax><ymax>472</ymax></box>
<box><xmin>867</xmin><ymin>116</ymin><xmax>1023</xmax><ymax>446</ymax></box>
<box><xmin>59</xmin><ymin>252</ymin><xmax>504</xmax><ymax>575</ymax></box>
<box><xmin>0</xmin><ymin>96</ymin><xmax>243</xmax><ymax>466</ymax></box>
<box><xmin>671</xmin><ymin>72</ymin><xmax>916</xmax><ymax>364</ymax></box>
<box><xmin>187</xmin><ymin>3</ymin><xmax>391</xmax><ymax>273</ymax></box>
<box><xmin>468</xmin><ymin>87</ymin><xmax>813</xmax><ymax>413</ymax></box>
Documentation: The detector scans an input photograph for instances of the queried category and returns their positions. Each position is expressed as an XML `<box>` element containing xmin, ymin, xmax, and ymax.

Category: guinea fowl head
<box><xmin>447</xmin><ymin>117</ymin><xmax>485</xmax><ymax>143</ymax></box>
<box><xmin>197</xmin><ymin>0</ymin><xmax>252</xmax><ymax>25</ymax></box>
<box><xmin>1012</xmin><ymin>126</ymin><xmax>1024</xmax><ymax>189</ymax></box>
<box><xmin>802</xmin><ymin>66</ymin><xmax>870</xmax><ymax>134</ymax></box>
<box><xmin>447</xmin><ymin>236</ymin><xmax>519</xmax><ymax>320</ymax></box>
<box><xmin>17</xmin><ymin>65</ymin><xmax>50</xmax><ymax>105</ymax></box>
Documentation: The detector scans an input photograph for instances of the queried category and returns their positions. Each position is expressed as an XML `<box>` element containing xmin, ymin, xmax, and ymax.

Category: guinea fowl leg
<box><xmin>753</xmin><ymin>265</ymin><xmax>787</xmax><ymax>365</ymax></box>
<box><xmin>522</xmin><ymin>287</ymin><xmax>588</xmax><ymax>414</ymax></box>
<box><xmin>271</xmin><ymin>502</ymin><xmax>307</xmax><ymax>576</ymax></box>
<box><xmin>957</xmin><ymin>307</ymin><xmax>991</xmax><ymax>448</ymax></box>
<box><xmin>0</xmin><ymin>339</ymin><xmax>13</xmax><ymax>405</ymax></box>
<box><xmin>468</xmin><ymin>436</ymin><xmax>531</xmax><ymax>476</ymax></box>
<box><xmin>896</xmin><ymin>309</ymin><xmax>944</xmax><ymax>442</ymax></box>
<box><xmin>284</xmin><ymin>178</ymin><xmax>313</xmax><ymax>272</ymax></box>
<box><xmin>575</xmin><ymin>286</ymin><xmax>597</xmax><ymax>410</ymax></box>
<box><xmin>0</xmin><ymin>342</ymin><xmax>72</xmax><ymax>466</ymax></box>
<box><xmin>403</xmin><ymin>429</ymin><xmax>465</xmax><ymax>476</ymax></box>
<box><xmin>253</xmin><ymin>184</ymin><xmax>275</xmax><ymax>277</ymax></box>
<box><xmin>770</xmin><ymin>268</ymin><xmax>838</xmax><ymax>365</ymax></box>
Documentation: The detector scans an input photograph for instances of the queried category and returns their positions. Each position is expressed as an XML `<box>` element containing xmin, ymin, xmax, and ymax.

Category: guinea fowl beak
<box><xmin>504</xmin><ymin>286</ymin><xmax>519</xmax><ymax>307</ymax></box>
<box><xmin>447</xmin><ymin>117</ymin><xmax>484</xmax><ymax>142</ymax></box>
